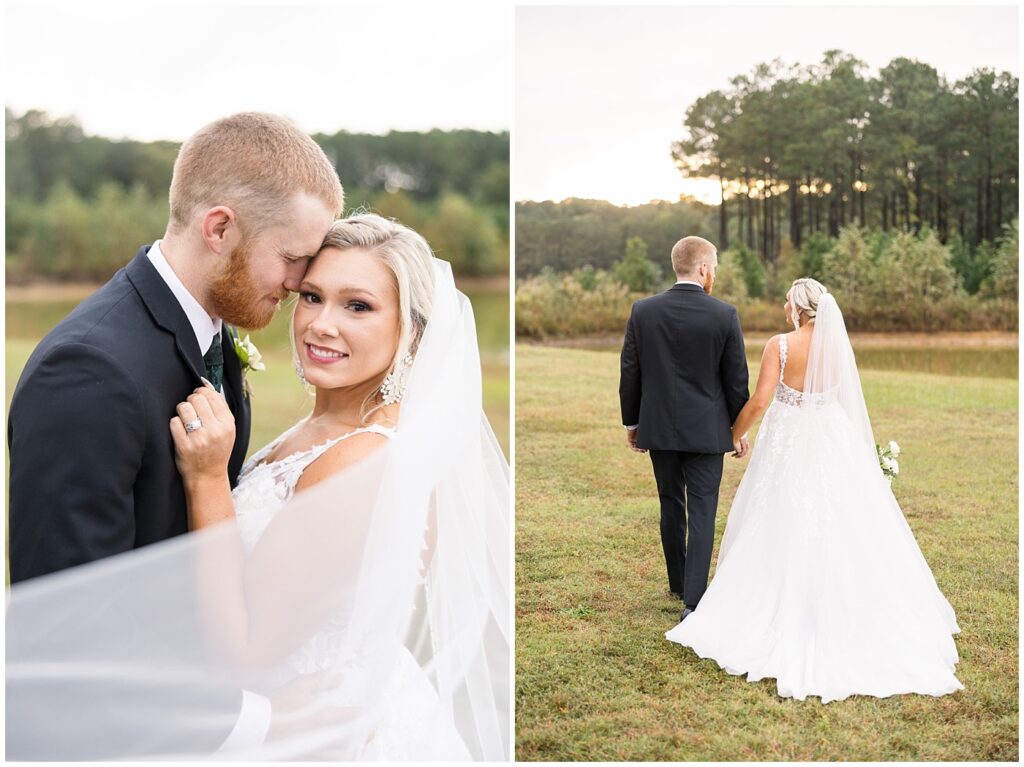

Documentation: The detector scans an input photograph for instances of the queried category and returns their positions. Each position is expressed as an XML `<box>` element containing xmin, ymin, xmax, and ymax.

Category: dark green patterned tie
<box><xmin>203</xmin><ymin>333</ymin><xmax>224</xmax><ymax>391</ymax></box>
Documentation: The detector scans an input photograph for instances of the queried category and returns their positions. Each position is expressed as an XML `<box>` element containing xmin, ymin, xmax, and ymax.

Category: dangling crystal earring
<box><xmin>380</xmin><ymin>353</ymin><xmax>414</xmax><ymax>405</ymax></box>
<box><xmin>293</xmin><ymin>357</ymin><xmax>308</xmax><ymax>387</ymax></box>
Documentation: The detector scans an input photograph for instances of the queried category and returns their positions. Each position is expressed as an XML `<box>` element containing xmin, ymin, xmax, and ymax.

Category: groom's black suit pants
<box><xmin>649</xmin><ymin>450</ymin><xmax>724</xmax><ymax>609</ymax></box>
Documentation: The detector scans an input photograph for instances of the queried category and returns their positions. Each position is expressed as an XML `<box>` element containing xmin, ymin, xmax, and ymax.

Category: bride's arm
<box><xmin>730</xmin><ymin>335</ymin><xmax>782</xmax><ymax>451</ymax></box>
<box><xmin>169</xmin><ymin>387</ymin><xmax>252</xmax><ymax>660</ymax></box>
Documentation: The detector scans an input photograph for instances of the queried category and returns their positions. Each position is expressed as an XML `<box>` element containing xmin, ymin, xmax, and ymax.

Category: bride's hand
<box><xmin>731</xmin><ymin>432</ymin><xmax>749</xmax><ymax>458</ymax></box>
<box><xmin>169</xmin><ymin>384</ymin><xmax>236</xmax><ymax>484</ymax></box>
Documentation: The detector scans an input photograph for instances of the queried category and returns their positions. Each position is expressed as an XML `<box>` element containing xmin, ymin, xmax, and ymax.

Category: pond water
<box><xmin>522</xmin><ymin>334</ymin><xmax>1017</xmax><ymax>379</ymax></box>
<box><xmin>7</xmin><ymin>283</ymin><xmax>510</xmax><ymax>360</ymax></box>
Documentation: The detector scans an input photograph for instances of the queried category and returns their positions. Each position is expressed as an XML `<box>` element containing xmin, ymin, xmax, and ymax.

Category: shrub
<box><xmin>515</xmin><ymin>269</ymin><xmax>634</xmax><ymax>340</ymax></box>
<box><xmin>613</xmin><ymin>237</ymin><xmax>662</xmax><ymax>292</ymax></box>
<box><xmin>984</xmin><ymin>219</ymin><xmax>1019</xmax><ymax>301</ymax></box>
<box><xmin>711</xmin><ymin>253</ymin><xmax>748</xmax><ymax>304</ymax></box>
<box><xmin>723</xmin><ymin>241</ymin><xmax>765</xmax><ymax>298</ymax></box>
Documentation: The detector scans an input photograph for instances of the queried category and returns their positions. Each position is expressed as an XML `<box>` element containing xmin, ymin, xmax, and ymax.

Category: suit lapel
<box><xmin>221</xmin><ymin>326</ymin><xmax>252</xmax><ymax>484</ymax></box>
<box><xmin>125</xmin><ymin>246</ymin><xmax>205</xmax><ymax>380</ymax></box>
<box><xmin>221</xmin><ymin>326</ymin><xmax>243</xmax><ymax>405</ymax></box>
<box><xmin>126</xmin><ymin>246</ymin><xmax>252</xmax><ymax>480</ymax></box>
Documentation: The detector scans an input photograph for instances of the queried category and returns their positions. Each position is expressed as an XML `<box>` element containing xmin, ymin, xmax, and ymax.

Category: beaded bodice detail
<box><xmin>772</xmin><ymin>335</ymin><xmax>836</xmax><ymax>409</ymax></box>
<box><xmin>774</xmin><ymin>335</ymin><xmax>806</xmax><ymax>407</ymax></box>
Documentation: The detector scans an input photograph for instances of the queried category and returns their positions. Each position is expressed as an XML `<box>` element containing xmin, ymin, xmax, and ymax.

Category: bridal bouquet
<box><xmin>876</xmin><ymin>441</ymin><xmax>901</xmax><ymax>483</ymax></box>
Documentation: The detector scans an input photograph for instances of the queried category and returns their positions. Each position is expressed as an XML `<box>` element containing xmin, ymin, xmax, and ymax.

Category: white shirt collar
<box><xmin>675</xmin><ymin>279</ymin><xmax>705</xmax><ymax>288</ymax></box>
<box><xmin>147</xmin><ymin>240</ymin><xmax>223</xmax><ymax>355</ymax></box>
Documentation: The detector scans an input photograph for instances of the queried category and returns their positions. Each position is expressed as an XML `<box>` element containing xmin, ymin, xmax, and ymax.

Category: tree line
<box><xmin>6</xmin><ymin>109</ymin><xmax>509</xmax><ymax>281</ymax></box>
<box><xmin>515</xmin><ymin>198</ymin><xmax>714</xmax><ymax>277</ymax></box>
<box><xmin>515</xmin><ymin>221</ymin><xmax>1017</xmax><ymax>339</ymax></box>
<box><xmin>674</xmin><ymin>52</ymin><xmax>1018</xmax><ymax>265</ymax></box>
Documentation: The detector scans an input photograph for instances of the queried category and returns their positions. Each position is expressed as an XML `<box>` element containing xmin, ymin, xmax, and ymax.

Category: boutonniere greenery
<box><xmin>231</xmin><ymin>330</ymin><xmax>265</xmax><ymax>399</ymax></box>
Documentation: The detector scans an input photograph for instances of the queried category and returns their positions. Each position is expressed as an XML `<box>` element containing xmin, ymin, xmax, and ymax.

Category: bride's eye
<box><xmin>347</xmin><ymin>300</ymin><xmax>372</xmax><ymax>312</ymax></box>
<box><xmin>300</xmin><ymin>290</ymin><xmax>322</xmax><ymax>304</ymax></box>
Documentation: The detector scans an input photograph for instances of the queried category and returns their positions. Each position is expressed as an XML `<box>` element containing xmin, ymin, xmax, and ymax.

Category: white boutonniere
<box><xmin>231</xmin><ymin>331</ymin><xmax>265</xmax><ymax>398</ymax></box>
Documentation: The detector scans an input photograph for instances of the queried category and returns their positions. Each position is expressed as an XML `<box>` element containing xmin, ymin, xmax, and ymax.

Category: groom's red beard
<box><xmin>208</xmin><ymin>236</ymin><xmax>282</xmax><ymax>330</ymax></box>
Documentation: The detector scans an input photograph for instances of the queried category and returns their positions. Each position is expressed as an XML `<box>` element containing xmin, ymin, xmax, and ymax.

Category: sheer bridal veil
<box><xmin>6</xmin><ymin>258</ymin><xmax>511</xmax><ymax>760</ymax></box>
<box><xmin>803</xmin><ymin>291</ymin><xmax>877</xmax><ymax>464</ymax></box>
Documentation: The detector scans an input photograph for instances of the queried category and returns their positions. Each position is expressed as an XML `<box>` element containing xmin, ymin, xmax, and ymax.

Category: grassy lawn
<box><xmin>515</xmin><ymin>344</ymin><xmax>1017</xmax><ymax>761</ymax></box>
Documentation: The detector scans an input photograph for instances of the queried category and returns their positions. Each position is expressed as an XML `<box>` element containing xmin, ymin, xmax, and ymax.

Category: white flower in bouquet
<box><xmin>876</xmin><ymin>440</ymin><xmax>903</xmax><ymax>483</ymax></box>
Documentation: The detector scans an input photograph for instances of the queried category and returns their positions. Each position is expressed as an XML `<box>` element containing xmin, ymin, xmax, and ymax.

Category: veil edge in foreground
<box><xmin>6</xmin><ymin>258</ymin><xmax>511</xmax><ymax>761</ymax></box>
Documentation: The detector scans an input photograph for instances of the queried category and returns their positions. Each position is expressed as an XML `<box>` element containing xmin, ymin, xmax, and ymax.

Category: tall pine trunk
<box><xmin>789</xmin><ymin>180</ymin><xmax>800</xmax><ymax>249</ymax></box>
<box><xmin>718</xmin><ymin>169</ymin><xmax>728</xmax><ymax>250</ymax></box>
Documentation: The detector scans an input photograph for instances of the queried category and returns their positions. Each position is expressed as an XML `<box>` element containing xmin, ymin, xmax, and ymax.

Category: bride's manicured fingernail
<box><xmin>200</xmin><ymin>376</ymin><xmax>215</xmax><ymax>389</ymax></box>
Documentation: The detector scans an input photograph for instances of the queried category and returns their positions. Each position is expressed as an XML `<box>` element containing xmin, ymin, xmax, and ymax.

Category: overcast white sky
<box><xmin>5</xmin><ymin>4</ymin><xmax>512</xmax><ymax>141</ymax></box>
<box><xmin>517</xmin><ymin>4</ymin><xmax>1019</xmax><ymax>206</ymax></box>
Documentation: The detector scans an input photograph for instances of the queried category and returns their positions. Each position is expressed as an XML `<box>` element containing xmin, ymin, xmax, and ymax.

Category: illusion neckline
<box><xmin>255</xmin><ymin>422</ymin><xmax>396</xmax><ymax>470</ymax></box>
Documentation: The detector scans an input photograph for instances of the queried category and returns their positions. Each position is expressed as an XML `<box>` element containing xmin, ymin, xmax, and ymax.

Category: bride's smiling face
<box><xmin>293</xmin><ymin>246</ymin><xmax>401</xmax><ymax>391</ymax></box>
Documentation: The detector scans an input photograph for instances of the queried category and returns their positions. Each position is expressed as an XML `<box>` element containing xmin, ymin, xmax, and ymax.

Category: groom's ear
<box><xmin>201</xmin><ymin>206</ymin><xmax>239</xmax><ymax>255</ymax></box>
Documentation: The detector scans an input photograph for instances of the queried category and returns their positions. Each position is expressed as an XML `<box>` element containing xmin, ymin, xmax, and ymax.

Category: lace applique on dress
<box><xmin>232</xmin><ymin>422</ymin><xmax>396</xmax><ymax>553</ymax></box>
<box><xmin>774</xmin><ymin>335</ymin><xmax>805</xmax><ymax>407</ymax></box>
<box><xmin>230</xmin><ymin>423</ymin><xmax>469</xmax><ymax>759</ymax></box>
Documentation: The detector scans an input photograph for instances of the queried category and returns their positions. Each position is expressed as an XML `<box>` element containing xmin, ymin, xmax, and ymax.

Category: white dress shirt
<box><xmin>146</xmin><ymin>240</ymin><xmax>272</xmax><ymax>752</ymax></box>
<box><xmin>625</xmin><ymin>279</ymin><xmax>706</xmax><ymax>431</ymax></box>
<box><xmin>146</xmin><ymin>240</ymin><xmax>223</xmax><ymax>359</ymax></box>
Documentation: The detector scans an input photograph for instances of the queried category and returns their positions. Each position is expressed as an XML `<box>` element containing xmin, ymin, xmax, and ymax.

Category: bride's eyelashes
<box><xmin>299</xmin><ymin>290</ymin><xmax>374</xmax><ymax>312</ymax></box>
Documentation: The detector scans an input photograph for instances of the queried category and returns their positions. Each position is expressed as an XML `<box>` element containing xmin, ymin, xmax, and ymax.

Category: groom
<box><xmin>8</xmin><ymin>112</ymin><xmax>342</xmax><ymax>582</ymax></box>
<box><xmin>619</xmin><ymin>236</ymin><xmax>749</xmax><ymax>621</ymax></box>
<box><xmin>7</xmin><ymin>112</ymin><xmax>344</xmax><ymax>755</ymax></box>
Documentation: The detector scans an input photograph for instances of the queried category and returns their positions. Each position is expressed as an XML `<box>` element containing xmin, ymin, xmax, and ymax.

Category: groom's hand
<box><xmin>626</xmin><ymin>428</ymin><xmax>646</xmax><ymax>453</ymax></box>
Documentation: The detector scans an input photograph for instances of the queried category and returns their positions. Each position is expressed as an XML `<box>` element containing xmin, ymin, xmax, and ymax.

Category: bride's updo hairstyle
<box><xmin>789</xmin><ymin>277</ymin><xmax>829</xmax><ymax>327</ymax></box>
<box><xmin>316</xmin><ymin>213</ymin><xmax>437</xmax><ymax>419</ymax></box>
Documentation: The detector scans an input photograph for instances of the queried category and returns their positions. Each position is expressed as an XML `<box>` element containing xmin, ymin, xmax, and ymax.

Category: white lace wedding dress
<box><xmin>232</xmin><ymin>421</ymin><xmax>472</xmax><ymax>760</ymax></box>
<box><xmin>665</xmin><ymin>332</ymin><xmax>964</xmax><ymax>703</ymax></box>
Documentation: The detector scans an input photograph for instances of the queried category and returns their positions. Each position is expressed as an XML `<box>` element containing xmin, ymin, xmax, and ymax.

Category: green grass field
<box><xmin>515</xmin><ymin>344</ymin><xmax>1018</xmax><ymax>761</ymax></box>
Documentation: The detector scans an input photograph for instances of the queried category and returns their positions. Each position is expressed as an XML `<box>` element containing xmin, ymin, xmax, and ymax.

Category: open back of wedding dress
<box><xmin>7</xmin><ymin>259</ymin><xmax>510</xmax><ymax>760</ymax></box>
<box><xmin>665</xmin><ymin>294</ymin><xmax>963</xmax><ymax>703</ymax></box>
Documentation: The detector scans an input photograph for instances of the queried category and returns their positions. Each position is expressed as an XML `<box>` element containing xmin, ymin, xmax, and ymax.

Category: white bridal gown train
<box><xmin>665</xmin><ymin>299</ymin><xmax>963</xmax><ymax>703</ymax></box>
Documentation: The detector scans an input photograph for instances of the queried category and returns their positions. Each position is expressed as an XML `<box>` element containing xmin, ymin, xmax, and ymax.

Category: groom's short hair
<box><xmin>168</xmin><ymin>112</ymin><xmax>344</xmax><ymax>236</ymax></box>
<box><xmin>671</xmin><ymin>236</ymin><xmax>716</xmax><ymax>277</ymax></box>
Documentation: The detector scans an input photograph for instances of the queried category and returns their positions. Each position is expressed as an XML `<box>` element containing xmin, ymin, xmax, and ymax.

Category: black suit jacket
<box><xmin>8</xmin><ymin>245</ymin><xmax>252</xmax><ymax>583</ymax></box>
<box><xmin>619</xmin><ymin>283</ymin><xmax>750</xmax><ymax>453</ymax></box>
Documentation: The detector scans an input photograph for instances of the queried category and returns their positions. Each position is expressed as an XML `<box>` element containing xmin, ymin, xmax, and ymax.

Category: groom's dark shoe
<box><xmin>680</xmin><ymin>607</ymin><xmax>695</xmax><ymax>621</ymax></box>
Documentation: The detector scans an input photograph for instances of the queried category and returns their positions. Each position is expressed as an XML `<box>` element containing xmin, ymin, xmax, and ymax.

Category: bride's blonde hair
<box><xmin>789</xmin><ymin>278</ymin><xmax>828</xmax><ymax>326</ymax></box>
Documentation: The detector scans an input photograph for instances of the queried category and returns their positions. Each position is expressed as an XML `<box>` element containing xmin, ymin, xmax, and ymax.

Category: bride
<box><xmin>665</xmin><ymin>278</ymin><xmax>963</xmax><ymax>704</ymax></box>
<box><xmin>7</xmin><ymin>214</ymin><xmax>510</xmax><ymax>760</ymax></box>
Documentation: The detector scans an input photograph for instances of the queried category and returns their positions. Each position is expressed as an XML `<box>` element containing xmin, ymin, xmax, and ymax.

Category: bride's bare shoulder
<box><xmin>294</xmin><ymin>428</ymin><xmax>392</xmax><ymax>494</ymax></box>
